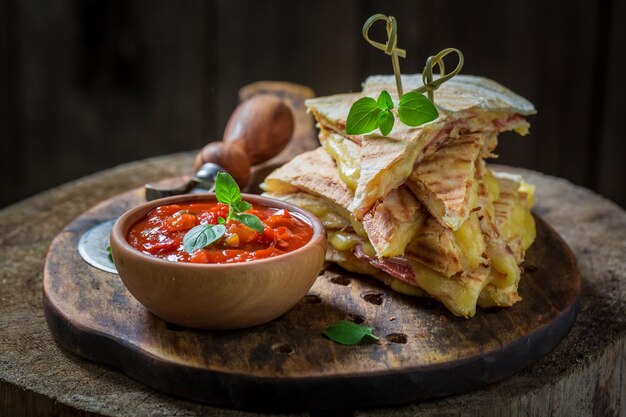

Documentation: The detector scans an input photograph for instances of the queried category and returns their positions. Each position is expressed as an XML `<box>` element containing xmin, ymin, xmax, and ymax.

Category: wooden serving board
<box><xmin>43</xmin><ymin>184</ymin><xmax>580</xmax><ymax>411</ymax></box>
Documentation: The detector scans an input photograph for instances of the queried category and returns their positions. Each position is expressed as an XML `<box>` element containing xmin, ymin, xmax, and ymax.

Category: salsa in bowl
<box><xmin>110</xmin><ymin>192</ymin><xmax>326</xmax><ymax>330</ymax></box>
<box><xmin>126</xmin><ymin>200</ymin><xmax>314</xmax><ymax>264</ymax></box>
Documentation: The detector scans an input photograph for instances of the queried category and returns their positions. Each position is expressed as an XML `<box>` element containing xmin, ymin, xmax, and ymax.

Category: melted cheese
<box><xmin>513</xmin><ymin>122</ymin><xmax>530</xmax><ymax>136</ymax></box>
<box><xmin>489</xmin><ymin>251</ymin><xmax>519</xmax><ymax>288</ymax></box>
<box><xmin>500</xmin><ymin>199</ymin><xmax>536</xmax><ymax>252</ymax></box>
<box><xmin>478</xmin><ymin>283</ymin><xmax>521</xmax><ymax>308</ymax></box>
<box><xmin>450</xmin><ymin>166</ymin><xmax>495</xmax><ymax>271</ymax></box>
<box><xmin>390</xmin><ymin>279</ymin><xmax>426</xmax><ymax>296</ymax></box>
<box><xmin>266</xmin><ymin>151</ymin><xmax>538</xmax><ymax>316</ymax></box>
<box><xmin>360</xmin><ymin>242</ymin><xmax>377</xmax><ymax>257</ymax></box>
<box><xmin>519</xmin><ymin>181</ymin><xmax>535</xmax><ymax>208</ymax></box>
<box><xmin>323</xmin><ymin>134</ymin><xmax>360</xmax><ymax>190</ymax></box>
<box><xmin>351</xmin><ymin>143</ymin><xmax>421</xmax><ymax>218</ymax></box>
<box><xmin>453</xmin><ymin>212</ymin><xmax>485</xmax><ymax>269</ymax></box>
<box><xmin>410</xmin><ymin>261</ymin><xmax>481</xmax><ymax>318</ymax></box>
<box><xmin>488</xmin><ymin>173</ymin><xmax>536</xmax><ymax>288</ymax></box>
<box><xmin>350</xmin><ymin>215</ymin><xmax>367</xmax><ymax>237</ymax></box>
<box><xmin>266</xmin><ymin>193</ymin><xmax>351</xmax><ymax>230</ymax></box>
<box><xmin>484</xmin><ymin>167</ymin><xmax>500</xmax><ymax>202</ymax></box>
<box><xmin>328</xmin><ymin>230</ymin><xmax>363</xmax><ymax>251</ymax></box>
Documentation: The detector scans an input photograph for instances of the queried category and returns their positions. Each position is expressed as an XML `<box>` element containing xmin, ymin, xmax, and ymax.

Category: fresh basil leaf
<box><xmin>105</xmin><ymin>244</ymin><xmax>113</xmax><ymax>262</ymax></box>
<box><xmin>398</xmin><ymin>92</ymin><xmax>439</xmax><ymax>127</ymax></box>
<box><xmin>322</xmin><ymin>320</ymin><xmax>380</xmax><ymax>345</ymax></box>
<box><xmin>232</xmin><ymin>200</ymin><xmax>252</xmax><ymax>213</ymax></box>
<box><xmin>377</xmin><ymin>90</ymin><xmax>393</xmax><ymax>110</ymax></box>
<box><xmin>377</xmin><ymin>109</ymin><xmax>394</xmax><ymax>136</ymax></box>
<box><xmin>232</xmin><ymin>213</ymin><xmax>264</xmax><ymax>234</ymax></box>
<box><xmin>215</xmin><ymin>172</ymin><xmax>241</xmax><ymax>205</ymax></box>
<box><xmin>183</xmin><ymin>224</ymin><xmax>227</xmax><ymax>253</ymax></box>
<box><xmin>346</xmin><ymin>97</ymin><xmax>381</xmax><ymax>135</ymax></box>
<box><xmin>217</xmin><ymin>217</ymin><xmax>226</xmax><ymax>225</ymax></box>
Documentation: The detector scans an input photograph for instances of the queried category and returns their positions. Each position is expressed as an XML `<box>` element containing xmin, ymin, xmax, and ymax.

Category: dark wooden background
<box><xmin>1</xmin><ymin>0</ymin><xmax>624</xmax><ymax>209</ymax></box>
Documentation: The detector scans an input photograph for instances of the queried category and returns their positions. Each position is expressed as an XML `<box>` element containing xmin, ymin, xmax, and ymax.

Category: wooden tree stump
<box><xmin>0</xmin><ymin>154</ymin><xmax>624</xmax><ymax>416</ymax></box>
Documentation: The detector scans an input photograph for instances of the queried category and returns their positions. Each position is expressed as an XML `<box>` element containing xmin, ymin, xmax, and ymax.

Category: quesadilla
<box><xmin>263</xmin><ymin>152</ymin><xmax>533</xmax><ymax>317</ymax></box>
<box><xmin>306</xmin><ymin>74</ymin><xmax>536</xmax><ymax>219</ymax></box>
<box><xmin>264</xmin><ymin>73</ymin><xmax>537</xmax><ymax>317</ymax></box>
<box><xmin>406</xmin><ymin>132</ymin><xmax>482</xmax><ymax>230</ymax></box>
<box><xmin>263</xmin><ymin>147</ymin><xmax>425</xmax><ymax>258</ymax></box>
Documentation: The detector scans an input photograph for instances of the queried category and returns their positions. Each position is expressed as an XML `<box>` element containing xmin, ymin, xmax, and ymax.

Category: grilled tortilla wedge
<box><xmin>262</xmin><ymin>148</ymin><xmax>423</xmax><ymax>257</ymax></box>
<box><xmin>263</xmin><ymin>152</ymin><xmax>536</xmax><ymax>317</ymax></box>
<box><xmin>406</xmin><ymin>133</ymin><xmax>483</xmax><ymax>231</ymax></box>
<box><xmin>262</xmin><ymin>147</ymin><xmax>353</xmax><ymax>211</ymax></box>
<box><xmin>305</xmin><ymin>74</ymin><xmax>536</xmax><ymax>219</ymax></box>
<box><xmin>323</xmin><ymin>129</ymin><xmax>487</xmax><ymax>235</ymax></box>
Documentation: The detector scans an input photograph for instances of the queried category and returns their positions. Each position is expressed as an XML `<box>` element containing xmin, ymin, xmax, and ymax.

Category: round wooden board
<box><xmin>42</xmin><ymin>184</ymin><xmax>580</xmax><ymax>411</ymax></box>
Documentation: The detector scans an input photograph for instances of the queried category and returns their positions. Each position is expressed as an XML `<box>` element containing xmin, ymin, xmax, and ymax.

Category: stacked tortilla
<box><xmin>262</xmin><ymin>74</ymin><xmax>537</xmax><ymax>318</ymax></box>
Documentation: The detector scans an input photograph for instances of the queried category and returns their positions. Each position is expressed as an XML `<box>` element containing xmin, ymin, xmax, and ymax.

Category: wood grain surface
<box><xmin>37</xmin><ymin>77</ymin><xmax>582</xmax><ymax>410</ymax></box>
<box><xmin>41</xmin><ymin>179</ymin><xmax>580</xmax><ymax>410</ymax></box>
<box><xmin>1</xmin><ymin>79</ymin><xmax>624</xmax><ymax>416</ymax></box>
<box><xmin>1</xmin><ymin>155</ymin><xmax>625</xmax><ymax>416</ymax></box>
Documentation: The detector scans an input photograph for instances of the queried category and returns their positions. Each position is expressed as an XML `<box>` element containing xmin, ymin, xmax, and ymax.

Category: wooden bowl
<box><xmin>109</xmin><ymin>194</ymin><xmax>326</xmax><ymax>330</ymax></box>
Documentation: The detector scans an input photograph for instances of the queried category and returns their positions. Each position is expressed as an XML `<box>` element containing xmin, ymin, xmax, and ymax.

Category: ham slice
<box><xmin>353</xmin><ymin>244</ymin><xmax>418</xmax><ymax>286</ymax></box>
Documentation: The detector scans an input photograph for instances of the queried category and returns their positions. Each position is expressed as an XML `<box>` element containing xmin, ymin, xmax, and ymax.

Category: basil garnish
<box><xmin>183</xmin><ymin>224</ymin><xmax>227</xmax><ymax>253</ymax></box>
<box><xmin>182</xmin><ymin>172</ymin><xmax>264</xmax><ymax>253</ymax></box>
<box><xmin>345</xmin><ymin>89</ymin><xmax>438</xmax><ymax>136</ymax></box>
<box><xmin>322</xmin><ymin>320</ymin><xmax>380</xmax><ymax>345</ymax></box>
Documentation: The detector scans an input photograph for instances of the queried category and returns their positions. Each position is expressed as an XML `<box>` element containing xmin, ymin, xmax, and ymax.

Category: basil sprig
<box><xmin>345</xmin><ymin>89</ymin><xmax>439</xmax><ymax>137</ymax></box>
<box><xmin>214</xmin><ymin>172</ymin><xmax>264</xmax><ymax>233</ymax></box>
<box><xmin>183</xmin><ymin>224</ymin><xmax>227</xmax><ymax>253</ymax></box>
<box><xmin>398</xmin><ymin>92</ymin><xmax>440</xmax><ymax>127</ymax></box>
<box><xmin>182</xmin><ymin>172</ymin><xmax>264</xmax><ymax>253</ymax></box>
<box><xmin>322</xmin><ymin>320</ymin><xmax>380</xmax><ymax>345</ymax></box>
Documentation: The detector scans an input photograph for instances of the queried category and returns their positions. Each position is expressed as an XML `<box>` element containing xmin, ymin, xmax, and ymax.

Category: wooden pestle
<box><xmin>194</xmin><ymin>95</ymin><xmax>295</xmax><ymax>188</ymax></box>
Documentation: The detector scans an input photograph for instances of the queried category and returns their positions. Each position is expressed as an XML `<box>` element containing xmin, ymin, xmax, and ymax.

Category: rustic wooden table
<box><xmin>1</xmin><ymin>153</ymin><xmax>624</xmax><ymax>417</ymax></box>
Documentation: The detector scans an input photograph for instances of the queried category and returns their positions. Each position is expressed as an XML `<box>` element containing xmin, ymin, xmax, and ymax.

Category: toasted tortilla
<box><xmin>265</xmin><ymin>72</ymin><xmax>538</xmax><ymax>317</ymax></box>
<box><xmin>306</xmin><ymin>74</ymin><xmax>535</xmax><ymax>218</ymax></box>
<box><xmin>362</xmin><ymin>185</ymin><xmax>426</xmax><ymax>257</ymax></box>
<box><xmin>263</xmin><ymin>148</ymin><xmax>423</xmax><ymax>257</ymax></box>
<box><xmin>407</xmin><ymin>133</ymin><xmax>482</xmax><ymax>230</ymax></box>
<box><xmin>266</xmin><ymin>192</ymin><xmax>351</xmax><ymax>230</ymax></box>
<box><xmin>278</xmin><ymin>158</ymin><xmax>530</xmax><ymax>317</ymax></box>
<box><xmin>362</xmin><ymin>74</ymin><xmax>536</xmax><ymax>115</ymax></box>
<box><xmin>323</xmin><ymin>128</ymin><xmax>492</xmax><ymax>233</ymax></box>
<box><xmin>321</xmin><ymin>130</ymin><xmax>361</xmax><ymax>190</ymax></box>
<box><xmin>404</xmin><ymin>216</ymin><xmax>464</xmax><ymax>277</ymax></box>
<box><xmin>262</xmin><ymin>147</ymin><xmax>354</xmax><ymax>211</ymax></box>
<box><xmin>475</xmin><ymin>162</ymin><xmax>522</xmax><ymax>291</ymax></box>
<box><xmin>492</xmin><ymin>173</ymin><xmax>536</xmax><ymax>263</ymax></box>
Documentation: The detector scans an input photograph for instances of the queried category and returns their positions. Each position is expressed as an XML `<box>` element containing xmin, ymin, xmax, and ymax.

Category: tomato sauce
<box><xmin>126</xmin><ymin>201</ymin><xmax>314</xmax><ymax>264</ymax></box>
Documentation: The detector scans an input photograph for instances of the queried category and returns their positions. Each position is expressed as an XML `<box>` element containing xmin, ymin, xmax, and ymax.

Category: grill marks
<box><xmin>351</xmin><ymin>136</ymin><xmax>423</xmax><ymax>218</ymax></box>
<box><xmin>264</xmin><ymin>148</ymin><xmax>354</xmax><ymax>210</ymax></box>
<box><xmin>493</xmin><ymin>176</ymin><xmax>530</xmax><ymax>263</ymax></box>
<box><xmin>494</xmin><ymin>181</ymin><xmax>518</xmax><ymax>224</ymax></box>
<box><xmin>361</xmin><ymin>186</ymin><xmax>425</xmax><ymax>257</ymax></box>
<box><xmin>409</xmin><ymin>133</ymin><xmax>482</xmax><ymax>230</ymax></box>
<box><xmin>405</xmin><ymin>217</ymin><xmax>464</xmax><ymax>277</ymax></box>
